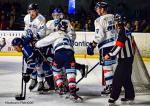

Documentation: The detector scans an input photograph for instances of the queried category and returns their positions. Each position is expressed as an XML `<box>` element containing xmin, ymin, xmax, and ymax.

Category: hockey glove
<box><xmin>87</xmin><ymin>43</ymin><xmax>96</xmax><ymax>55</ymax></box>
<box><xmin>26</xmin><ymin>29</ymin><xmax>34</xmax><ymax>39</ymax></box>
<box><xmin>22</xmin><ymin>29</ymin><xmax>34</xmax><ymax>45</ymax></box>
<box><xmin>23</xmin><ymin>73</ymin><xmax>30</xmax><ymax>83</ymax></box>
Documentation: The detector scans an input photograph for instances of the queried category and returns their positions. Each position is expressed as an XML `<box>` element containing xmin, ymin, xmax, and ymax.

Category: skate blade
<box><xmin>121</xmin><ymin>101</ymin><xmax>134</xmax><ymax>105</ymax></box>
<box><xmin>39</xmin><ymin>90</ymin><xmax>44</xmax><ymax>94</ymax></box>
<box><xmin>69</xmin><ymin>96</ymin><xmax>84</xmax><ymax>103</ymax></box>
<box><xmin>72</xmin><ymin>98</ymin><xmax>84</xmax><ymax>103</ymax></box>
<box><xmin>15</xmin><ymin>94</ymin><xmax>25</xmax><ymax>100</ymax></box>
<box><xmin>109</xmin><ymin>103</ymin><xmax>117</xmax><ymax>106</ymax></box>
<box><xmin>101</xmin><ymin>93</ymin><xmax>110</xmax><ymax>97</ymax></box>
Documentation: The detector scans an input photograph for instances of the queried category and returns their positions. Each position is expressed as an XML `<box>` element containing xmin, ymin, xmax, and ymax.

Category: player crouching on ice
<box><xmin>11</xmin><ymin>37</ymin><xmax>37</xmax><ymax>87</ymax></box>
<box><xmin>35</xmin><ymin>20</ymin><xmax>82</xmax><ymax>101</ymax></box>
<box><xmin>87</xmin><ymin>2</ymin><xmax>117</xmax><ymax>95</ymax></box>
<box><xmin>11</xmin><ymin>36</ymin><xmax>55</xmax><ymax>93</ymax></box>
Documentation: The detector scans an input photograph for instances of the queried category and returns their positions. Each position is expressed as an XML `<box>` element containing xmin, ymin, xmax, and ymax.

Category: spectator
<box><xmin>84</xmin><ymin>23</ymin><xmax>89</xmax><ymax>31</ymax></box>
<box><xmin>140</xmin><ymin>19</ymin><xmax>147</xmax><ymax>32</ymax></box>
<box><xmin>87</xmin><ymin>19</ymin><xmax>94</xmax><ymax>31</ymax></box>
<box><xmin>9</xmin><ymin>14</ymin><xmax>15</xmax><ymax>29</ymax></box>
<box><xmin>74</xmin><ymin>21</ymin><xmax>81</xmax><ymax>31</ymax></box>
<box><xmin>9</xmin><ymin>5</ymin><xmax>16</xmax><ymax>29</ymax></box>
<box><xmin>133</xmin><ymin>20</ymin><xmax>141</xmax><ymax>32</ymax></box>
<box><xmin>125</xmin><ymin>21</ymin><xmax>133</xmax><ymax>32</ymax></box>
<box><xmin>70</xmin><ymin>20</ymin><xmax>75</xmax><ymax>29</ymax></box>
<box><xmin>143</xmin><ymin>23</ymin><xmax>150</xmax><ymax>32</ymax></box>
<box><xmin>0</xmin><ymin>12</ymin><xmax>9</xmax><ymax>30</ymax></box>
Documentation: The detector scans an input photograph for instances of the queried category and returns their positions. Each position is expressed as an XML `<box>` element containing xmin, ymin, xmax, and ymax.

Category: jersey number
<box><xmin>107</xmin><ymin>21</ymin><xmax>115</xmax><ymax>31</ymax></box>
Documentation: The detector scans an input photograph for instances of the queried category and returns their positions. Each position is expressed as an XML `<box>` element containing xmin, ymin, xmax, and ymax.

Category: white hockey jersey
<box><xmin>94</xmin><ymin>14</ymin><xmax>117</xmax><ymax>49</ymax></box>
<box><xmin>35</xmin><ymin>31</ymin><xmax>74</xmax><ymax>53</ymax></box>
<box><xmin>24</xmin><ymin>13</ymin><xmax>46</xmax><ymax>39</ymax></box>
<box><xmin>46</xmin><ymin>19</ymin><xmax>76</xmax><ymax>41</ymax></box>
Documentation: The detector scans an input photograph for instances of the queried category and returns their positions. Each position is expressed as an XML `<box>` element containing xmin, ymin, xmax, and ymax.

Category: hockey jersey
<box><xmin>35</xmin><ymin>31</ymin><xmax>74</xmax><ymax>53</ymax></box>
<box><xmin>94</xmin><ymin>14</ymin><xmax>117</xmax><ymax>50</ymax></box>
<box><xmin>46</xmin><ymin>19</ymin><xmax>76</xmax><ymax>42</ymax></box>
<box><xmin>24</xmin><ymin>13</ymin><xmax>46</xmax><ymax>40</ymax></box>
<box><xmin>109</xmin><ymin>27</ymin><xmax>135</xmax><ymax>59</ymax></box>
<box><xmin>22</xmin><ymin>44</ymin><xmax>36</xmax><ymax>70</ymax></box>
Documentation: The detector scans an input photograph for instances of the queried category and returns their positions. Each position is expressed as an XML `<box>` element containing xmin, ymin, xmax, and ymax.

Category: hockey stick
<box><xmin>77</xmin><ymin>62</ymin><xmax>99</xmax><ymax>84</ymax></box>
<box><xmin>36</xmin><ymin>49</ymin><xmax>50</xmax><ymax>63</ymax></box>
<box><xmin>101</xmin><ymin>48</ymin><xmax>106</xmax><ymax>86</ymax></box>
<box><xmin>84</xmin><ymin>32</ymin><xmax>88</xmax><ymax>78</ymax></box>
<box><xmin>15</xmin><ymin>56</ymin><xmax>27</xmax><ymax>100</ymax></box>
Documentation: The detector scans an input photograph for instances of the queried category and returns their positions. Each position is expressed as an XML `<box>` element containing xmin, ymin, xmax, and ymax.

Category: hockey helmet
<box><xmin>57</xmin><ymin>20</ymin><xmax>68</xmax><ymax>31</ymax></box>
<box><xmin>11</xmin><ymin>37</ymin><xmax>23</xmax><ymax>46</ymax></box>
<box><xmin>28</xmin><ymin>3</ymin><xmax>39</xmax><ymax>10</ymax></box>
<box><xmin>115</xmin><ymin>14</ymin><xmax>127</xmax><ymax>24</ymax></box>
<box><xmin>52</xmin><ymin>8</ymin><xmax>63</xmax><ymax>20</ymax></box>
<box><xmin>95</xmin><ymin>2</ymin><xmax>108</xmax><ymax>10</ymax></box>
<box><xmin>53</xmin><ymin>8</ymin><xmax>62</xmax><ymax>14</ymax></box>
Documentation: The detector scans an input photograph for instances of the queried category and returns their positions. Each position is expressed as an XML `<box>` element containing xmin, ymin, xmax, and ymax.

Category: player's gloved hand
<box><xmin>26</xmin><ymin>29</ymin><xmax>34</xmax><ymax>39</ymax></box>
<box><xmin>87</xmin><ymin>43</ymin><xmax>95</xmax><ymax>55</ymax></box>
<box><xmin>22</xmin><ymin>29</ymin><xmax>34</xmax><ymax>45</ymax></box>
<box><xmin>23</xmin><ymin>73</ymin><xmax>30</xmax><ymax>83</ymax></box>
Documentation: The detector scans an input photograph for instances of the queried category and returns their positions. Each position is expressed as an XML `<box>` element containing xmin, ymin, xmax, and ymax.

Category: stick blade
<box><xmin>15</xmin><ymin>94</ymin><xmax>25</xmax><ymax>100</ymax></box>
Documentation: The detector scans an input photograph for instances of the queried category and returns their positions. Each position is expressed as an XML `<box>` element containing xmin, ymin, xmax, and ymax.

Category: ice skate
<box><xmin>37</xmin><ymin>81</ymin><xmax>44</xmax><ymax>94</ymax></box>
<box><xmin>29</xmin><ymin>79</ymin><xmax>38</xmax><ymax>91</ymax></box>
<box><xmin>101</xmin><ymin>85</ymin><xmax>112</xmax><ymax>95</ymax></box>
<box><xmin>121</xmin><ymin>98</ymin><xmax>134</xmax><ymax>105</ymax></box>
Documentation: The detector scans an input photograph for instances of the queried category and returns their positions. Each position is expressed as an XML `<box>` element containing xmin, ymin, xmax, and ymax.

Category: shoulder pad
<box><xmin>37</xmin><ymin>14</ymin><xmax>45</xmax><ymax>21</ymax></box>
<box><xmin>24</xmin><ymin>14</ymin><xmax>30</xmax><ymax>22</ymax></box>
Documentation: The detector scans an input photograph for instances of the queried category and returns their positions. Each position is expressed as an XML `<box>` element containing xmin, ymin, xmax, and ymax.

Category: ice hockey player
<box><xmin>105</xmin><ymin>14</ymin><xmax>135</xmax><ymax>104</ymax></box>
<box><xmin>23</xmin><ymin>31</ymin><xmax>55</xmax><ymax>92</ymax></box>
<box><xmin>46</xmin><ymin>8</ymin><xmax>88</xmax><ymax>78</ymax></box>
<box><xmin>87</xmin><ymin>1</ymin><xmax>117</xmax><ymax>95</ymax></box>
<box><xmin>11</xmin><ymin>37</ymin><xmax>36</xmax><ymax>86</ymax></box>
<box><xmin>23</xmin><ymin>3</ymin><xmax>54</xmax><ymax>92</ymax></box>
<box><xmin>39</xmin><ymin>45</ymin><xmax>55</xmax><ymax>91</ymax></box>
<box><xmin>35</xmin><ymin>20</ymin><xmax>82</xmax><ymax>101</ymax></box>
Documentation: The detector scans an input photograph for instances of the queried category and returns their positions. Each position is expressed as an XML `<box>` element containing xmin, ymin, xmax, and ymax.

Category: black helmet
<box><xmin>58</xmin><ymin>20</ymin><xmax>68</xmax><ymax>31</ymax></box>
<box><xmin>115</xmin><ymin>14</ymin><xmax>127</xmax><ymax>24</ymax></box>
<box><xmin>11</xmin><ymin>37</ymin><xmax>23</xmax><ymax>46</ymax></box>
<box><xmin>95</xmin><ymin>2</ymin><xmax>109</xmax><ymax>10</ymax></box>
<box><xmin>28</xmin><ymin>3</ymin><xmax>39</xmax><ymax>10</ymax></box>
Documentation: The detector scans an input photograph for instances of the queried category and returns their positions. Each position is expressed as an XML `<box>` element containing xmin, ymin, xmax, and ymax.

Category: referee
<box><xmin>104</xmin><ymin>15</ymin><xmax>135</xmax><ymax>104</ymax></box>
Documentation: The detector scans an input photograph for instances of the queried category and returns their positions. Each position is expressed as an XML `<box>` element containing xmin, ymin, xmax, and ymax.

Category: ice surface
<box><xmin>0</xmin><ymin>56</ymin><xmax>150</xmax><ymax>106</ymax></box>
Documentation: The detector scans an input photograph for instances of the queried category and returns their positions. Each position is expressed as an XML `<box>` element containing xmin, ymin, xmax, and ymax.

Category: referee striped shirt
<box><xmin>109</xmin><ymin>27</ymin><xmax>134</xmax><ymax>59</ymax></box>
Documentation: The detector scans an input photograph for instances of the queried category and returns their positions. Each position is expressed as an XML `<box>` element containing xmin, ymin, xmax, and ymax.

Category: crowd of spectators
<box><xmin>68</xmin><ymin>13</ymin><xmax>150</xmax><ymax>32</ymax></box>
<box><xmin>0</xmin><ymin>1</ymin><xmax>150</xmax><ymax>32</ymax></box>
<box><xmin>0</xmin><ymin>1</ymin><xmax>22</xmax><ymax>30</ymax></box>
<box><xmin>70</xmin><ymin>18</ymin><xmax>150</xmax><ymax>32</ymax></box>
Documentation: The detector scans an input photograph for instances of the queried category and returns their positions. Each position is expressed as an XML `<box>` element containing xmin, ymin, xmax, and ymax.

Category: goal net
<box><xmin>131</xmin><ymin>42</ymin><xmax>150</xmax><ymax>94</ymax></box>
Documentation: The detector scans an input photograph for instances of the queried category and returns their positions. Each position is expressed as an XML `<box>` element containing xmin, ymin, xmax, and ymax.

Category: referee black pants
<box><xmin>110</xmin><ymin>57</ymin><xmax>135</xmax><ymax>100</ymax></box>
